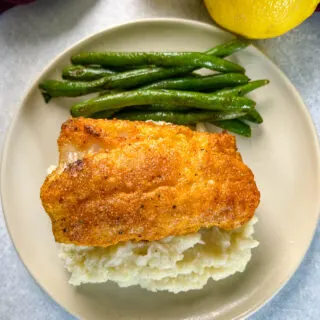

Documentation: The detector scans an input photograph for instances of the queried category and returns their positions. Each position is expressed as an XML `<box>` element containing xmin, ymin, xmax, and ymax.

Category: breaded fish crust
<box><xmin>40</xmin><ymin>118</ymin><xmax>260</xmax><ymax>247</ymax></box>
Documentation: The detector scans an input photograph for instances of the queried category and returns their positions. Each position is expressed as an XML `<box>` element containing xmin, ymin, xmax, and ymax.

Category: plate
<box><xmin>1</xmin><ymin>18</ymin><xmax>320</xmax><ymax>320</ymax></box>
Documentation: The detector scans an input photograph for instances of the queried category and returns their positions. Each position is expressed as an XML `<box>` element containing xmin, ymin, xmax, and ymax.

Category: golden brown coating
<box><xmin>40</xmin><ymin>118</ymin><xmax>260</xmax><ymax>247</ymax></box>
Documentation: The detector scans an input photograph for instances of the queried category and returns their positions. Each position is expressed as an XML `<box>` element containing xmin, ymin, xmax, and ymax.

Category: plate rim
<box><xmin>1</xmin><ymin>17</ymin><xmax>320</xmax><ymax>320</ymax></box>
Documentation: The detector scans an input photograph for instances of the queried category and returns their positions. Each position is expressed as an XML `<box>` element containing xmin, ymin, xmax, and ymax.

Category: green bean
<box><xmin>98</xmin><ymin>89</ymin><xmax>124</xmax><ymax>96</ymax></box>
<box><xmin>111</xmin><ymin>65</ymin><xmax>158</xmax><ymax>71</ymax></box>
<box><xmin>133</xmin><ymin>104</ymin><xmax>190</xmax><ymax>112</ymax></box>
<box><xmin>43</xmin><ymin>39</ymin><xmax>248</xmax><ymax>101</ymax></box>
<box><xmin>91</xmin><ymin>109</ymin><xmax>251</xmax><ymax>137</ymax></box>
<box><xmin>98</xmin><ymin>77</ymin><xmax>262</xmax><ymax>114</ymax></box>
<box><xmin>70</xmin><ymin>89</ymin><xmax>255</xmax><ymax>117</ymax></box>
<box><xmin>40</xmin><ymin>67</ymin><xmax>189</xmax><ymax>100</ymax></box>
<box><xmin>67</xmin><ymin>39</ymin><xmax>248</xmax><ymax>81</ymax></box>
<box><xmin>99</xmin><ymin>67</ymin><xmax>192</xmax><ymax>89</ymax></box>
<box><xmin>107</xmin><ymin>104</ymin><xmax>195</xmax><ymax>114</ymax></box>
<box><xmin>62</xmin><ymin>65</ymin><xmax>160</xmax><ymax>81</ymax></box>
<box><xmin>106</xmin><ymin>110</ymin><xmax>247</xmax><ymax>125</ymax></box>
<box><xmin>131</xmin><ymin>79</ymin><xmax>265</xmax><ymax>114</ymax></box>
<box><xmin>131</xmin><ymin>102</ymin><xmax>262</xmax><ymax>124</ymax></box>
<box><xmin>213</xmin><ymin>80</ymin><xmax>268</xmax><ymax>124</ymax></box>
<box><xmin>213</xmin><ymin>119</ymin><xmax>251</xmax><ymax>137</ymax></box>
<box><xmin>140</xmin><ymin>73</ymin><xmax>249</xmax><ymax>91</ymax></box>
<box><xmin>205</xmin><ymin>39</ymin><xmax>250</xmax><ymax>58</ymax></box>
<box><xmin>241</xmin><ymin>109</ymin><xmax>263</xmax><ymax>124</ymax></box>
<box><xmin>39</xmin><ymin>77</ymin><xmax>109</xmax><ymax>101</ymax></box>
<box><xmin>62</xmin><ymin>65</ymin><xmax>115</xmax><ymax>80</ymax></box>
<box><xmin>91</xmin><ymin>109</ymin><xmax>120</xmax><ymax>119</ymax></box>
<box><xmin>41</xmin><ymin>39</ymin><xmax>250</xmax><ymax>101</ymax></box>
<box><xmin>133</xmin><ymin>104</ymin><xmax>262</xmax><ymax>124</ymax></box>
<box><xmin>215</xmin><ymin>80</ymin><xmax>269</xmax><ymax>96</ymax></box>
<box><xmin>71</xmin><ymin>52</ymin><xmax>245</xmax><ymax>73</ymax></box>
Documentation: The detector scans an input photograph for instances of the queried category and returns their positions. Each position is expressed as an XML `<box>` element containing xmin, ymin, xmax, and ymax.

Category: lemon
<box><xmin>204</xmin><ymin>0</ymin><xmax>320</xmax><ymax>39</ymax></box>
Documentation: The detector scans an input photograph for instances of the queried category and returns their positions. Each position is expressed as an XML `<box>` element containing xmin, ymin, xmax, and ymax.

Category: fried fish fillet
<box><xmin>40</xmin><ymin>118</ymin><xmax>260</xmax><ymax>247</ymax></box>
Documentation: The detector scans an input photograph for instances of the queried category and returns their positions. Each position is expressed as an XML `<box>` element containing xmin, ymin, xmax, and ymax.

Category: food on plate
<box><xmin>39</xmin><ymin>39</ymin><xmax>249</xmax><ymax>100</ymax></box>
<box><xmin>39</xmin><ymin>38</ymin><xmax>269</xmax><ymax>137</ymax></box>
<box><xmin>108</xmin><ymin>110</ymin><xmax>247</xmax><ymax>124</ymax></box>
<box><xmin>59</xmin><ymin>216</ymin><xmax>258</xmax><ymax>292</ymax></box>
<box><xmin>71</xmin><ymin>51</ymin><xmax>245</xmax><ymax>73</ymax></box>
<box><xmin>214</xmin><ymin>79</ymin><xmax>268</xmax><ymax>98</ymax></box>
<box><xmin>40</xmin><ymin>67</ymin><xmax>194</xmax><ymax>100</ymax></box>
<box><xmin>70</xmin><ymin>90</ymin><xmax>256</xmax><ymax>117</ymax></box>
<box><xmin>39</xmin><ymin>72</ymin><xmax>249</xmax><ymax>99</ymax></box>
<box><xmin>96</xmin><ymin>111</ymin><xmax>251</xmax><ymax>137</ymax></box>
<box><xmin>140</xmin><ymin>73</ymin><xmax>249</xmax><ymax>90</ymax></box>
<box><xmin>62</xmin><ymin>65</ymin><xmax>116</xmax><ymax>81</ymax></box>
<box><xmin>40</xmin><ymin>118</ymin><xmax>260</xmax><ymax>292</ymax></box>
<box><xmin>62</xmin><ymin>38</ymin><xmax>249</xmax><ymax>82</ymax></box>
<box><xmin>211</xmin><ymin>119</ymin><xmax>252</xmax><ymax>137</ymax></box>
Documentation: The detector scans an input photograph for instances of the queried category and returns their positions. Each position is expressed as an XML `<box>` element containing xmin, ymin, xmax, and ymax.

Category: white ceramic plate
<box><xmin>1</xmin><ymin>19</ymin><xmax>320</xmax><ymax>320</ymax></box>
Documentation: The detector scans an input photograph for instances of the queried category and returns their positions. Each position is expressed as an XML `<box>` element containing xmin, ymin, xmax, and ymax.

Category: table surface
<box><xmin>0</xmin><ymin>1</ymin><xmax>319</xmax><ymax>319</ymax></box>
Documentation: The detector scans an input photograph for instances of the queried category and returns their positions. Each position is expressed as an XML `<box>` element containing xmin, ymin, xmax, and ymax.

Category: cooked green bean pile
<box><xmin>39</xmin><ymin>38</ymin><xmax>269</xmax><ymax>137</ymax></box>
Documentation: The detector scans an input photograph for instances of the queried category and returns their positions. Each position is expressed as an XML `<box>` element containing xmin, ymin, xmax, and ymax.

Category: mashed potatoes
<box><xmin>59</xmin><ymin>217</ymin><xmax>258</xmax><ymax>293</ymax></box>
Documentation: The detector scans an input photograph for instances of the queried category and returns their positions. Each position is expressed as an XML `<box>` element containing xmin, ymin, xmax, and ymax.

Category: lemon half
<box><xmin>204</xmin><ymin>0</ymin><xmax>319</xmax><ymax>39</ymax></box>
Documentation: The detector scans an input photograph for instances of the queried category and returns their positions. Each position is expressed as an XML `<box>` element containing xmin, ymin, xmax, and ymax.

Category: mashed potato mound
<box><xmin>58</xmin><ymin>217</ymin><xmax>258</xmax><ymax>293</ymax></box>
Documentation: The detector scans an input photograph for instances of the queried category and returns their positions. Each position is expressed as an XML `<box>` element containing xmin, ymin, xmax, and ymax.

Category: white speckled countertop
<box><xmin>0</xmin><ymin>1</ymin><xmax>319</xmax><ymax>319</ymax></box>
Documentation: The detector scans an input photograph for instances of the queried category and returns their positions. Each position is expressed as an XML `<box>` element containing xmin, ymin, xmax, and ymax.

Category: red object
<box><xmin>0</xmin><ymin>0</ymin><xmax>35</xmax><ymax>13</ymax></box>
<box><xmin>317</xmin><ymin>4</ymin><xmax>320</xmax><ymax>11</ymax></box>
